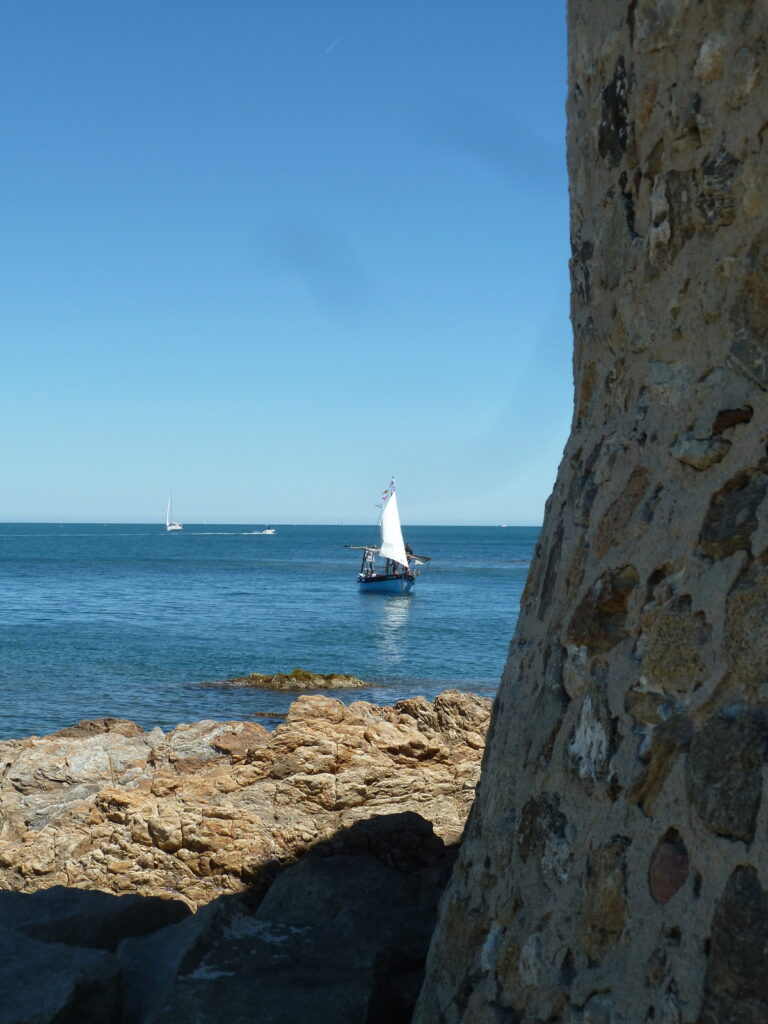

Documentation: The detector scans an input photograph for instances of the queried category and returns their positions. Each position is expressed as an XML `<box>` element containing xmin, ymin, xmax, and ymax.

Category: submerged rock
<box><xmin>203</xmin><ymin>666</ymin><xmax>372</xmax><ymax>690</ymax></box>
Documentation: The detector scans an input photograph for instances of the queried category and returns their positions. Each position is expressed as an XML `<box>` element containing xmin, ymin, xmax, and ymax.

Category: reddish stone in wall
<box><xmin>649</xmin><ymin>830</ymin><xmax>689</xmax><ymax>904</ymax></box>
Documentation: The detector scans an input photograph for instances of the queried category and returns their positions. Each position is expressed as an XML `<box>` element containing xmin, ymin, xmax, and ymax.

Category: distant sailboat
<box><xmin>261</xmin><ymin>525</ymin><xmax>276</xmax><ymax>535</ymax></box>
<box><xmin>349</xmin><ymin>479</ymin><xmax>430</xmax><ymax>594</ymax></box>
<box><xmin>166</xmin><ymin>495</ymin><xmax>183</xmax><ymax>532</ymax></box>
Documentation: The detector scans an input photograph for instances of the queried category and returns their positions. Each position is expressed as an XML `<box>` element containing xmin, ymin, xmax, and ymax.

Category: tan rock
<box><xmin>0</xmin><ymin>692</ymin><xmax>490</xmax><ymax>909</ymax></box>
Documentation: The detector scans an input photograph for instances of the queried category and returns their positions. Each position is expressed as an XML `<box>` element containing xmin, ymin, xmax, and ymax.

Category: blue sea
<box><xmin>0</xmin><ymin>524</ymin><xmax>537</xmax><ymax>740</ymax></box>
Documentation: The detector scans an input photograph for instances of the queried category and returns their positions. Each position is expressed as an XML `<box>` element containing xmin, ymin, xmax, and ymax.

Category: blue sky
<box><xmin>2</xmin><ymin>1</ymin><xmax>570</xmax><ymax>526</ymax></box>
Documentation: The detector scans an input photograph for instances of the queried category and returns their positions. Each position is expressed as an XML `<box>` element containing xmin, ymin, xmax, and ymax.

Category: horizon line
<box><xmin>0</xmin><ymin>520</ymin><xmax>543</xmax><ymax>529</ymax></box>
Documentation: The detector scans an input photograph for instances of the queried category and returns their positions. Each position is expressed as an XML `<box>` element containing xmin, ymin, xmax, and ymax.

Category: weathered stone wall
<box><xmin>416</xmin><ymin>2</ymin><xmax>768</xmax><ymax>1021</ymax></box>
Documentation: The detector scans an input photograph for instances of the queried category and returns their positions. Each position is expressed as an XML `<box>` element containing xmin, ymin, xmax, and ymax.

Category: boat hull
<box><xmin>358</xmin><ymin>574</ymin><xmax>414</xmax><ymax>595</ymax></box>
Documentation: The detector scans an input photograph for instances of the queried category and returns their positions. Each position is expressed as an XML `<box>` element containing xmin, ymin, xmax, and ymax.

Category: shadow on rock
<box><xmin>0</xmin><ymin>811</ymin><xmax>457</xmax><ymax>1024</ymax></box>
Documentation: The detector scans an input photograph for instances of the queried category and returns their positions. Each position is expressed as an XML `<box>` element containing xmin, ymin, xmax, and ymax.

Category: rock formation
<box><xmin>0</xmin><ymin>814</ymin><xmax>454</xmax><ymax>1023</ymax></box>
<box><xmin>201</xmin><ymin>666</ymin><xmax>371</xmax><ymax>690</ymax></box>
<box><xmin>0</xmin><ymin>692</ymin><xmax>490</xmax><ymax>1021</ymax></box>
<box><xmin>416</xmin><ymin>2</ymin><xmax>768</xmax><ymax>1022</ymax></box>
<box><xmin>0</xmin><ymin>690</ymin><xmax>489</xmax><ymax>908</ymax></box>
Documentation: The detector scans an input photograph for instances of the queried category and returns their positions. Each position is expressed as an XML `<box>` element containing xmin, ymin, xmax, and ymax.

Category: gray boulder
<box><xmin>0</xmin><ymin>886</ymin><xmax>190</xmax><ymax>951</ymax></box>
<box><xmin>0</xmin><ymin>926</ymin><xmax>120</xmax><ymax>1024</ymax></box>
<box><xmin>118</xmin><ymin>812</ymin><xmax>454</xmax><ymax>1023</ymax></box>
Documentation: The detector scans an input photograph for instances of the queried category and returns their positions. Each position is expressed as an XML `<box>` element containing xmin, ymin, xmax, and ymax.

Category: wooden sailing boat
<box><xmin>352</xmin><ymin>479</ymin><xmax>430</xmax><ymax>594</ymax></box>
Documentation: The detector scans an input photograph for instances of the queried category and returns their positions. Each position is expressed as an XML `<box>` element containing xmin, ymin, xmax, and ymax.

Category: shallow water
<box><xmin>0</xmin><ymin>524</ymin><xmax>537</xmax><ymax>738</ymax></box>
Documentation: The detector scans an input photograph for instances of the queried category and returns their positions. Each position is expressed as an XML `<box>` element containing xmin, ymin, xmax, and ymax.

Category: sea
<box><xmin>0</xmin><ymin>524</ymin><xmax>538</xmax><ymax>740</ymax></box>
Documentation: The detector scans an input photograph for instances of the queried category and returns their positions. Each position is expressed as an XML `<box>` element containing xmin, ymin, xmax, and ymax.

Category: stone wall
<box><xmin>416</xmin><ymin>2</ymin><xmax>768</xmax><ymax>1021</ymax></box>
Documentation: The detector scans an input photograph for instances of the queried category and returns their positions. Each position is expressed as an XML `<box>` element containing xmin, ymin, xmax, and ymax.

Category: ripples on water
<box><xmin>0</xmin><ymin>524</ymin><xmax>538</xmax><ymax>738</ymax></box>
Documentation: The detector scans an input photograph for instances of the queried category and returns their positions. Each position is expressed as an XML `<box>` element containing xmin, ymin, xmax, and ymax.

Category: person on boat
<box><xmin>362</xmin><ymin>548</ymin><xmax>376</xmax><ymax>576</ymax></box>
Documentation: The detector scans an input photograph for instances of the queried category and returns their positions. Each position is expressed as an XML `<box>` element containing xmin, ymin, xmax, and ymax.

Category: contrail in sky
<box><xmin>325</xmin><ymin>36</ymin><xmax>343</xmax><ymax>54</ymax></box>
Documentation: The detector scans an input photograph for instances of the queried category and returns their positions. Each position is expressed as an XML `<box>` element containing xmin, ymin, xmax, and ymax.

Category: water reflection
<box><xmin>375</xmin><ymin>596</ymin><xmax>413</xmax><ymax>669</ymax></box>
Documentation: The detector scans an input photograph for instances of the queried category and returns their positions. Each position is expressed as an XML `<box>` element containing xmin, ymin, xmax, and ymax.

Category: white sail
<box><xmin>379</xmin><ymin>486</ymin><xmax>409</xmax><ymax>569</ymax></box>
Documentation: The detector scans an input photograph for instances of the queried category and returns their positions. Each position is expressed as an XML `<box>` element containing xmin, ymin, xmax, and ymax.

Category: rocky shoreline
<box><xmin>0</xmin><ymin>690</ymin><xmax>491</xmax><ymax>1022</ymax></box>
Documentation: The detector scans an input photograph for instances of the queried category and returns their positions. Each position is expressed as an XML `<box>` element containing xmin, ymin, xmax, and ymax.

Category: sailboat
<box><xmin>165</xmin><ymin>494</ymin><xmax>183</xmax><ymax>532</ymax></box>
<box><xmin>351</xmin><ymin>479</ymin><xmax>430</xmax><ymax>594</ymax></box>
<box><xmin>261</xmin><ymin>525</ymin><xmax>276</xmax><ymax>535</ymax></box>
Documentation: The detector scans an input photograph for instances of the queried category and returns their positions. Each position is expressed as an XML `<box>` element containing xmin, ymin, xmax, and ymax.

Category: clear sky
<box><xmin>2</xmin><ymin>1</ymin><xmax>571</xmax><ymax>526</ymax></box>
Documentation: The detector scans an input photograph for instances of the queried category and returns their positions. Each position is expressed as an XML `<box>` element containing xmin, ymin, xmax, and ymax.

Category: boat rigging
<box><xmin>347</xmin><ymin>479</ymin><xmax>430</xmax><ymax>594</ymax></box>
